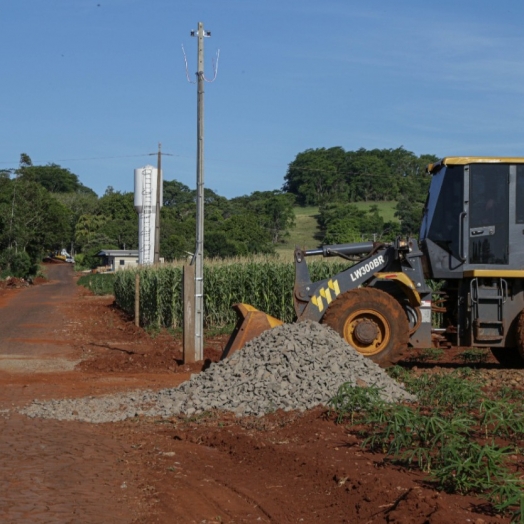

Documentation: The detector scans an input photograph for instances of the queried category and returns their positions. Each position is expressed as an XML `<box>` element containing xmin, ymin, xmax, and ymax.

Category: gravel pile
<box><xmin>21</xmin><ymin>321</ymin><xmax>415</xmax><ymax>423</ymax></box>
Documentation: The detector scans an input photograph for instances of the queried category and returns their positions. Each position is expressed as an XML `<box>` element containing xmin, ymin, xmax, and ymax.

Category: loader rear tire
<box><xmin>515</xmin><ymin>310</ymin><xmax>524</xmax><ymax>364</ymax></box>
<box><xmin>321</xmin><ymin>287</ymin><xmax>409</xmax><ymax>367</ymax></box>
<box><xmin>490</xmin><ymin>310</ymin><xmax>524</xmax><ymax>367</ymax></box>
<box><xmin>490</xmin><ymin>348</ymin><xmax>523</xmax><ymax>367</ymax></box>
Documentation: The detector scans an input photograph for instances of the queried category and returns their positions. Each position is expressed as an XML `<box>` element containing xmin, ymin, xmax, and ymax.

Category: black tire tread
<box><xmin>321</xmin><ymin>287</ymin><xmax>409</xmax><ymax>367</ymax></box>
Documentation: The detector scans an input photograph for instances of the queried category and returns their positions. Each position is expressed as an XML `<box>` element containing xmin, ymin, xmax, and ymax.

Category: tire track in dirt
<box><xmin>0</xmin><ymin>266</ymin><xmax>152</xmax><ymax>523</ymax></box>
<box><xmin>0</xmin><ymin>414</ymin><xmax>142</xmax><ymax>524</ymax></box>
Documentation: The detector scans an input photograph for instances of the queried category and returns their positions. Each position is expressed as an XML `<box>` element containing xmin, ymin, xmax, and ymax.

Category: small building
<box><xmin>97</xmin><ymin>250</ymin><xmax>139</xmax><ymax>271</ymax></box>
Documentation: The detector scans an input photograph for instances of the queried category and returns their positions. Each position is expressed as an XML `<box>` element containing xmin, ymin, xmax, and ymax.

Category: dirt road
<box><xmin>0</xmin><ymin>265</ymin><xmax>514</xmax><ymax>523</ymax></box>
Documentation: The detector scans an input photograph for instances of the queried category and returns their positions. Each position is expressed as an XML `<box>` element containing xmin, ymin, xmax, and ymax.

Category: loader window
<box><xmin>517</xmin><ymin>165</ymin><xmax>524</xmax><ymax>224</ymax></box>
<box><xmin>426</xmin><ymin>165</ymin><xmax>464</xmax><ymax>260</ymax></box>
<box><xmin>469</xmin><ymin>164</ymin><xmax>509</xmax><ymax>265</ymax></box>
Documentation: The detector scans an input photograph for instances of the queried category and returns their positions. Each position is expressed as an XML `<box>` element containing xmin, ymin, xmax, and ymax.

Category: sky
<box><xmin>2</xmin><ymin>0</ymin><xmax>524</xmax><ymax>198</ymax></box>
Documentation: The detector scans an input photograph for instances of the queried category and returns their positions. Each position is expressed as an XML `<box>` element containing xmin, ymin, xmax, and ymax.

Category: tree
<box><xmin>319</xmin><ymin>203</ymin><xmax>401</xmax><ymax>244</ymax></box>
<box><xmin>97</xmin><ymin>187</ymin><xmax>136</xmax><ymax>220</ymax></box>
<box><xmin>163</xmin><ymin>180</ymin><xmax>194</xmax><ymax>208</ymax></box>
<box><xmin>230</xmin><ymin>190</ymin><xmax>296</xmax><ymax>244</ymax></box>
<box><xmin>283</xmin><ymin>147</ymin><xmax>349</xmax><ymax>205</ymax></box>
<box><xmin>283</xmin><ymin>146</ymin><xmax>438</xmax><ymax>205</ymax></box>
<box><xmin>19</xmin><ymin>153</ymin><xmax>32</xmax><ymax>168</ymax></box>
<box><xmin>0</xmin><ymin>179</ymin><xmax>72</xmax><ymax>270</ymax></box>
<box><xmin>346</xmin><ymin>150</ymin><xmax>396</xmax><ymax>201</ymax></box>
<box><xmin>206</xmin><ymin>214</ymin><xmax>274</xmax><ymax>257</ymax></box>
<box><xmin>75</xmin><ymin>214</ymin><xmax>109</xmax><ymax>246</ymax></box>
<box><xmin>18</xmin><ymin>162</ymin><xmax>96</xmax><ymax>195</ymax></box>
<box><xmin>395</xmin><ymin>196</ymin><xmax>424</xmax><ymax>237</ymax></box>
<box><xmin>98</xmin><ymin>218</ymin><xmax>138</xmax><ymax>250</ymax></box>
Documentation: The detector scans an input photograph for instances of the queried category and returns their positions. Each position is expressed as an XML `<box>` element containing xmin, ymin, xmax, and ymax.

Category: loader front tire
<box><xmin>321</xmin><ymin>287</ymin><xmax>409</xmax><ymax>367</ymax></box>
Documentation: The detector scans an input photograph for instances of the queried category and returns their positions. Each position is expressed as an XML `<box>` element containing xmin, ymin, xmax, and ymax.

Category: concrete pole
<box><xmin>193</xmin><ymin>22</ymin><xmax>206</xmax><ymax>361</ymax></box>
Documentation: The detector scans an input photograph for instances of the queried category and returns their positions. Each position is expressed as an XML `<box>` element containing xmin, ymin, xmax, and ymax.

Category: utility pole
<box><xmin>154</xmin><ymin>143</ymin><xmax>162</xmax><ymax>264</ymax></box>
<box><xmin>149</xmin><ymin>143</ymin><xmax>172</xmax><ymax>265</ymax></box>
<box><xmin>191</xmin><ymin>22</ymin><xmax>210</xmax><ymax>361</ymax></box>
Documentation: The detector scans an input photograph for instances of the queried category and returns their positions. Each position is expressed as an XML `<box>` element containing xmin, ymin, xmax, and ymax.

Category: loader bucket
<box><xmin>221</xmin><ymin>303</ymin><xmax>284</xmax><ymax>359</ymax></box>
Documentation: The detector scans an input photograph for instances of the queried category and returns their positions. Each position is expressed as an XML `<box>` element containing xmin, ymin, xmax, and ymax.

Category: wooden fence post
<box><xmin>183</xmin><ymin>264</ymin><xmax>196</xmax><ymax>363</ymax></box>
<box><xmin>134</xmin><ymin>273</ymin><xmax>140</xmax><ymax>327</ymax></box>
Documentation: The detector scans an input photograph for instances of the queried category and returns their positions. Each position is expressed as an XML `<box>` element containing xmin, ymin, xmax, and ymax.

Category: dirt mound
<box><xmin>74</xmin><ymin>296</ymin><xmax>224</xmax><ymax>374</ymax></box>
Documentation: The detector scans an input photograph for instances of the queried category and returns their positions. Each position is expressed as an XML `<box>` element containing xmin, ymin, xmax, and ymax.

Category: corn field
<box><xmin>113</xmin><ymin>257</ymin><xmax>349</xmax><ymax>329</ymax></box>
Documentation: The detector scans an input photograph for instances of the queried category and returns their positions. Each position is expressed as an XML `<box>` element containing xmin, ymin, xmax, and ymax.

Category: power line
<box><xmin>0</xmin><ymin>153</ymin><xmax>179</xmax><ymax>166</ymax></box>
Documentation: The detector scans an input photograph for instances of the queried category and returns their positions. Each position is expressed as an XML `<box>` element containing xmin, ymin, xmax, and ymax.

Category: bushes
<box><xmin>0</xmin><ymin>248</ymin><xmax>35</xmax><ymax>278</ymax></box>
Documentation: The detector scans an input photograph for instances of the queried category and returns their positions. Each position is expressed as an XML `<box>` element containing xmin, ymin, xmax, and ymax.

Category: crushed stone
<box><xmin>20</xmin><ymin>320</ymin><xmax>415</xmax><ymax>423</ymax></box>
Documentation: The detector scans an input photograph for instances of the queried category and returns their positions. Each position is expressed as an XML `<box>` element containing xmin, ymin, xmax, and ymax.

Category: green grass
<box><xmin>352</xmin><ymin>201</ymin><xmax>398</xmax><ymax>223</ymax></box>
<box><xmin>77</xmin><ymin>273</ymin><xmax>116</xmax><ymax>295</ymax></box>
<box><xmin>276</xmin><ymin>206</ymin><xmax>322</xmax><ymax>260</ymax></box>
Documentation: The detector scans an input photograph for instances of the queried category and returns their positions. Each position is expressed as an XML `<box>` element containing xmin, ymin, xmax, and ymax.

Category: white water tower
<box><xmin>134</xmin><ymin>165</ymin><xmax>162</xmax><ymax>265</ymax></box>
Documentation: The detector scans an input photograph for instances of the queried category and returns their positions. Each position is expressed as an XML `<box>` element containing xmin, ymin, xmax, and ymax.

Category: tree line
<box><xmin>284</xmin><ymin>146</ymin><xmax>438</xmax><ymax>243</ymax></box>
<box><xmin>0</xmin><ymin>154</ymin><xmax>296</xmax><ymax>276</ymax></box>
<box><xmin>0</xmin><ymin>146</ymin><xmax>438</xmax><ymax>277</ymax></box>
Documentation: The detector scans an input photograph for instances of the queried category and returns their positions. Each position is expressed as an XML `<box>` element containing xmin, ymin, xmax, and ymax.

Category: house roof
<box><xmin>97</xmin><ymin>250</ymin><xmax>139</xmax><ymax>257</ymax></box>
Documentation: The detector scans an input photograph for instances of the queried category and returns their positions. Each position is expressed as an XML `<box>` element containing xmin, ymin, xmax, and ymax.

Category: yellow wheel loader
<box><xmin>223</xmin><ymin>157</ymin><xmax>524</xmax><ymax>366</ymax></box>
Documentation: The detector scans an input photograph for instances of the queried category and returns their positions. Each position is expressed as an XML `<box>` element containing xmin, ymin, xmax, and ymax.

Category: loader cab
<box><xmin>420</xmin><ymin>157</ymin><xmax>524</xmax><ymax>279</ymax></box>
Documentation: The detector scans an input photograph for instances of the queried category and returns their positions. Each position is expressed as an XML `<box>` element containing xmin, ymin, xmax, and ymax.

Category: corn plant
<box><xmin>432</xmin><ymin>440</ymin><xmax>514</xmax><ymax>494</ymax></box>
<box><xmin>77</xmin><ymin>273</ymin><xmax>116</xmax><ymax>295</ymax></box>
<box><xmin>479</xmin><ymin>399</ymin><xmax>524</xmax><ymax>440</ymax></box>
<box><xmin>497</xmin><ymin>387</ymin><xmax>524</xmax><ymax>402</ymax></box>
<box><xmin>408</xmin><ymin>371</ymin><xmax>483</xmax><ymax>412</ymax></box>
<box><xmin>418</xmin><ymin>347</ymin><xmax>444</xmax><ymax>362</ymax></box>
<box><xmin>490</xmin><ymin>480</ymin><xmax>524</xmax><ymax>523</ymax></box>
<box><xmin>330</xmin><ymin>365</ymin><xmax>524</xmax><ymax>520</ymax></box>
<box><xmin>112</xmin><ymin>257</ymin><xmax>348</xmax><ymax>329</ymax></box>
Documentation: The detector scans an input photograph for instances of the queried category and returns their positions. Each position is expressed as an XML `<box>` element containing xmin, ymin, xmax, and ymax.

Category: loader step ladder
<box><xmin>470</xmin><ymin>278</ymin><xmax>507</xmax><ymax>343</ymax></box>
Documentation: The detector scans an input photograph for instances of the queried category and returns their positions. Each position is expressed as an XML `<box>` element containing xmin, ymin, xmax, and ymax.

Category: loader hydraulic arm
<box><xmin>294</xmin><ymin>243</ymin><xmax>395</xmax><ymax>322</ymax></box>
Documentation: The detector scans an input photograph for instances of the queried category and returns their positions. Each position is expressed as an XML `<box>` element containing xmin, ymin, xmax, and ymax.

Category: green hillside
<box><xmin>276</xmin><ymin>202</ymin><xmax>398</xmax><ymax>260</ymax></box>
<box><xmin>352</xmin><ymin>201</ymin><xmax>398</xmax><ymax>223</ymax></box>
<box><xmin>276</xmin><ymin>206</ymin><xmax>320</xmax><ymax>260</ymax></box>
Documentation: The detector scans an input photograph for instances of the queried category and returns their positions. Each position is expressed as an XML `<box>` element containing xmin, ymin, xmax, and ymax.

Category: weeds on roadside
<box><xmin>145</xmin><ymin>324</ymin><xmax>161</xmax><ymax>338</ymax></box>
<box><xmin>328</xmin><ymin>384</ymin><xmax>384</xmax><ymax>424</ymax></box>
<box><xmin>455</xmin><ymin>348</ymin><xmax>489</xmax><ymax>365</ymax></box>
<box><xmin>497</xmin><ymin>387</ymin><xmax>524</xmax><ymax>402</ymax></box>
<box><xmin>329</xmin><ymin>370</ymin><xmax>524</xmax><ymax>521</ymax></box>
<box><xmin>418</xmin><ymin>348</ymin><xmax>444</xmax><ymax>362</ymax></box>
<box><xmin>479</xmin><ymin>399</ymin><xmax>524</xmax><ymax>439</ymax></box>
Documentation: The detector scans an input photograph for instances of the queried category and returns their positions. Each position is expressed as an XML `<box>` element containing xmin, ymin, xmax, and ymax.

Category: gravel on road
<box><xmin>20</xmin><ymin>321</ymin><xmax>415</xmax><ymax>423</ymax></box>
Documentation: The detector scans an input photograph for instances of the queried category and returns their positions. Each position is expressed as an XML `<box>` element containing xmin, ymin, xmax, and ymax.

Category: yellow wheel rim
<box><xmin>342</xmin><ymin>308</ymin><xmax>391</xmax><ymax>356</ymax></box>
